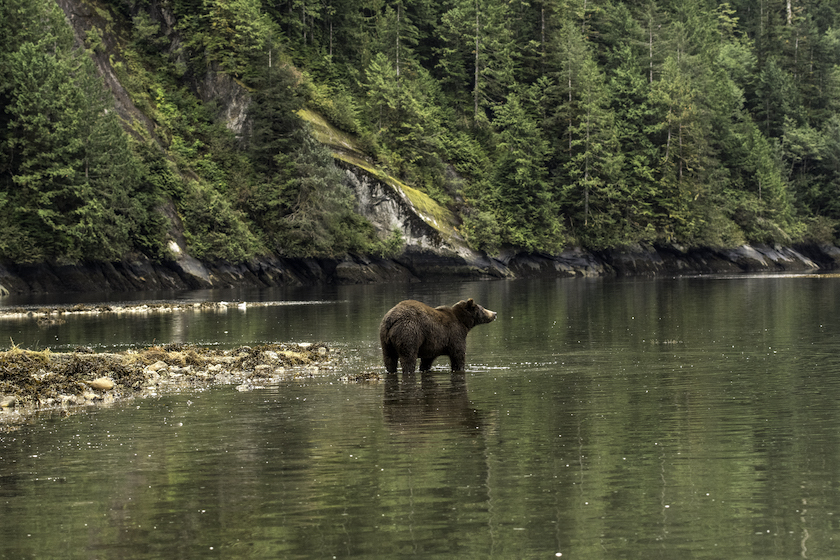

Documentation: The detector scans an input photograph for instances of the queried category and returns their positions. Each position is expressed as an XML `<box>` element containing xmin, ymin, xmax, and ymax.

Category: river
<box><xmin>1</xmin><ymin>275</ymin><xmax>839</xmax><ymax>559</ymax></box>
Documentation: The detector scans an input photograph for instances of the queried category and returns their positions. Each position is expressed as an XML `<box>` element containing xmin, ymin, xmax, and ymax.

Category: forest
<box><xmin>1</xmin><ymin>0</ymin><xmax>839</xmax><ymax>264</ymax></box>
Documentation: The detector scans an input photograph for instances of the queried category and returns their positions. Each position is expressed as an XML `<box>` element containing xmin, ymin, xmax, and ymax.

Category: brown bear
<box><xmin>379</xmin><ymin>298</ymin><xmax>497</xmax><ymax>375</ymax></box>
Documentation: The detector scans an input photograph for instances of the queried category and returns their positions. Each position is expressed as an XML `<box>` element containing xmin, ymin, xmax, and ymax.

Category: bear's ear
<box><xmin>467</xmin><ymin>298</ymin><xmax>475</xmax><ymax>306</ymax></box>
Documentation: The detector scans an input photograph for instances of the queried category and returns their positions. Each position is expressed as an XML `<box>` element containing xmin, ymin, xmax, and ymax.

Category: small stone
<box><xmin>88</xmin><ymin>377</ymin><xmax>114</xmax><ymax>391</ymax></box>
<box><xmin>0</xmin><ymin>395</ymin><xmax>16</xmax><ymax>408</ymax></box>
<box><xmin>318</xmin><ymin>347</ymin><xmax>328</xmax><ymax>355</ymax></box>
<box><xmin>83</xmin><ymin>392</ymin><xmax>98</xmax><ymax>401</ymax></box>
<box><xmin>146</xmin><ymin>361</ymin><xmax>168</xmax><ymax>372</ymax></box>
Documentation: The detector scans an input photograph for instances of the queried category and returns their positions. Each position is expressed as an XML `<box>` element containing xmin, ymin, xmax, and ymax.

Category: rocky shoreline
<box><xmin>0</xmin><ymin>242</ymin><xmax>837</xmax><ymax>295</ymax></box>
<box><xmin>0</xmin><ymin>342</ymin><xmax>357</xmax><ymax>432</ymax></box>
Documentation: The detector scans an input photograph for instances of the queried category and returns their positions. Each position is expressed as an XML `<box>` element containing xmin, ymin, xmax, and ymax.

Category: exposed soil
<box><xmin>0</xmin><ymin>342</ymin><xmax>343</xmax><ymax>432</ymax></box>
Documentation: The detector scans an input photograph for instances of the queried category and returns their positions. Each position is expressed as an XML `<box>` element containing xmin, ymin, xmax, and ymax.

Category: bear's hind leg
<box><xmin>382</xmin><ymin>344</ymin><xmax>399</xmax><ymax>373</ymax></box>
<box><xmin>399</xmin><ymin>352</ymin><xmax>418</xmax><ymax>375</ymax></box>
<box><xmin>419</xmin><ymin>357</ymin><xmax>434</xmax><ymax>371</ymax></box>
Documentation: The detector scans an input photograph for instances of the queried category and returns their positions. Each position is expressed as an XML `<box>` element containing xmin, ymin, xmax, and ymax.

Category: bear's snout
<box><xmin>485</xmin><ymin>309</ymin><xmax>498</xmax><ymax>322</ymax></box>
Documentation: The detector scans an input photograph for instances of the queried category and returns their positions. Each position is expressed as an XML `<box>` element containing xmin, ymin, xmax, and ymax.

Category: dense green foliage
<box><xmin>1</xmin><ymin>0</ymin><xmax>840</xmax><ymax>262</ymax></box>
<box><xmin>0</xmin><ymin>0</ymin><xmax>165</xmax><ymax>262</ymax></box>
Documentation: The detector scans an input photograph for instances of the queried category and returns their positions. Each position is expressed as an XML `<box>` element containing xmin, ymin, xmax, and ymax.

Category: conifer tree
<box><xmin>2</xmin><ymin>41</ymin><xmax>150</xmax><ymax>261</ymax></box>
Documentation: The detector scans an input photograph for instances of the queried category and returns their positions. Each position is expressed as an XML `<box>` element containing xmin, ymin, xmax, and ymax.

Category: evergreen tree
<box><xmin>2</xmin><ymin>41</ymin><xmax>153</xmax><ymax>261</ymax></box>
<box><xmin>247</xmin><ymin>62</ymin><xmax>305</xmax><ymax>177</ymax></box>
<box><xmin>608</xmin><ymin>46</ymin><xmax>661</xmax><ymax>244</ymax></box>
<box><xmin>546</xmin><ymin>21</ymin><xmax>622</xmax><ymax>246</ymax></box>
<box><xmin>492</xmin><ymin>92</ymin><xmax>565</xmax><ymax>252</ymax></box>
<box><xmin>437</xmin><ymin>0</ymin><xmax>515</xmax><ymax>122</ymax></box>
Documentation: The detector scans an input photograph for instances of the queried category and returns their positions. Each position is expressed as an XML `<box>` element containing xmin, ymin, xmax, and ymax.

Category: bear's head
<box><xmin>454</xmin><ymin>298</ymin><xmax>497</xmax><ymax>327</ymax></box>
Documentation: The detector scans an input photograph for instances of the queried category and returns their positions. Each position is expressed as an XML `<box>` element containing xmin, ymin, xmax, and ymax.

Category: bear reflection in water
<box><xmin>379</xmin><ymin>298</ymin><xmax>497</xmax><ymax>375</ymax></box>
<box><xmin>383</xmin><ymin>372</ymin><xmax>485</xmax><ymax>434</ymax></box>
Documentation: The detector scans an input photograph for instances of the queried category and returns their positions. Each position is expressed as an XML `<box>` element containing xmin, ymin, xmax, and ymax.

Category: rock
<box><xmin>146</xmin><ymin>361</ymin><xmax>168</xmax><ymax>372</ymax></box>
<box><xmin>88</xmin><ymin>377</ymin><xmax>114</xmax><ymax>391</ymax></box>
<box><xmin>167</xmin><ymin>254</ymin><xmax>213</xmax><ymax>289</ymax></box>
<box><xmin>0</xmin><ymin>395</ymin><xmax>16</xmax><ymax>408</ymax></box>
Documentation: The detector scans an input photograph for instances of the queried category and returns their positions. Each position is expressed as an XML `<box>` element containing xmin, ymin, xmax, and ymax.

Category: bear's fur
<box><xmin>379</xmin><ymin>298</ymin><xmax>497</xmax><ymax>375</ymax></box>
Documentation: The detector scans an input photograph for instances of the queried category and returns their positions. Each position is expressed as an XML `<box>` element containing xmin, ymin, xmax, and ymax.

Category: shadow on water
<box><xmin>382</xmin><ymin>372</ymin><xmax>485</xmax><ymax>436</ymax></box>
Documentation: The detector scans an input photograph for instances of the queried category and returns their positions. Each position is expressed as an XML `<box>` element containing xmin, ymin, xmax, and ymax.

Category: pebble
<box><xmin>88</xmin><ymin>377</ymin><xmax>114</xmax><ymax>391</ymax></box>
<box><xmin>0</xmin><ymin>396</ymin><xmax>16</xmax><ymax>408</ymax></box>
<box><xmin>146</xmin><ymin>361</ymin><xmax>168</xmax><ymax>372</ymax></box>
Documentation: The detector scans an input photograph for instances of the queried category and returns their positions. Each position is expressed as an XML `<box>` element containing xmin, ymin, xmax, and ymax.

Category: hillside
<box><xmin>1</xmin><ymin>0</ymin><xmax>840</xmax><ymax>292</ymax></box>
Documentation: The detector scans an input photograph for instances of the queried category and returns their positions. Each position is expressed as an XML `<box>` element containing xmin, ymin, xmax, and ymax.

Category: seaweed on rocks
<box><xmin>0</xmin><ymin>343</ymin><xmax>341</xmax><ymax>431</ymax></box>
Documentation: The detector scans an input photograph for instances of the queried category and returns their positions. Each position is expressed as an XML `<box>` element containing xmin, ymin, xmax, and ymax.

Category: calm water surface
<box><xmin>2</xmin><ymin>275</ymin><xmax>840</xmax><ymax>559</ymax></box>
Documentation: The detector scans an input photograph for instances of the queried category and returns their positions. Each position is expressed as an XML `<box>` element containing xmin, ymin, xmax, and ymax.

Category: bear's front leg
<box><xmin>449</xmin><ymin>352</ymin><xmax>466</xmax><ymax>372</ymax></box>
<box><xmin>419</xmin><ymin>357</ymin><xmax>435</xmax><ymax>371</ymax></box>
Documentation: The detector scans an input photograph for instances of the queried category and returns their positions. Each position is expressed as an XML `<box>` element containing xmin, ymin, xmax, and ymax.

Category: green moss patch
<box><xmin>301</xmin><ymin>109</ymin><xmax>460</xmax><ymax>242</ymax></box>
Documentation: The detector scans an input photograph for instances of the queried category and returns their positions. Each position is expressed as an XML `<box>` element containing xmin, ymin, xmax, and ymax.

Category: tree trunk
<box><xmin>474</xmin><ymin>3</ymin><xmax>480</xmax><ymax>120</ymax></box>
